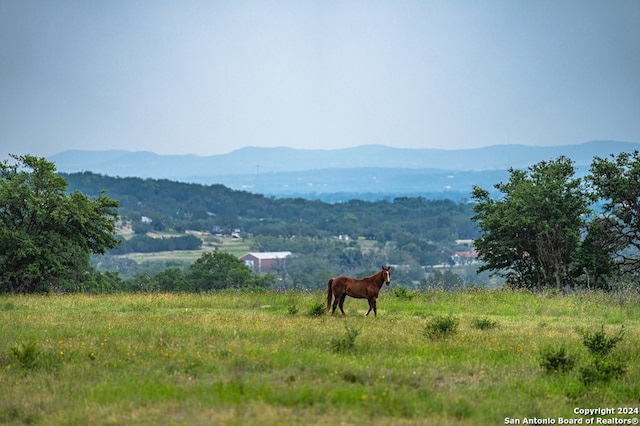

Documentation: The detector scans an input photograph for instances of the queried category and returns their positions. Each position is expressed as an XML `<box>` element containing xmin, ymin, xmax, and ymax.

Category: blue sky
<box><xmin>1</xmin><ymin>0</ymin><xmax>639</xmax><ymax>159</ymax></box>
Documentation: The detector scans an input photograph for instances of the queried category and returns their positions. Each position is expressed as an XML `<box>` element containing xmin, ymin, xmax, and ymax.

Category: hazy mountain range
<box><xmin>49</xmin><ymin>140</ymin><xmax>639</xmax><ymax>201</ymax></box>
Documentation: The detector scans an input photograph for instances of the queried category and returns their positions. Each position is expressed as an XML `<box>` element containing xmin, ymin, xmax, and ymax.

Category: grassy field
<box><xmin>117</xmin><ymin>234</ymin><xmax>252</xmax><ymax>265</ymax></box>
<box><xmin>1</xmin><ymin>289</ymin><xmax>639</xmax><ymax>425</ymax></box>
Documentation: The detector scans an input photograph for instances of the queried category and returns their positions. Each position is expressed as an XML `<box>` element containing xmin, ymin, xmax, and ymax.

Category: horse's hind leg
<box><xmin>331</xmin><ymin>293</ymin><xmax>341</xmax><ymax>315</ymax></box>
<box><xmin>338</xmin><ymin>294</ymin><xmax>347</xmax><ymax>316</ymax></box>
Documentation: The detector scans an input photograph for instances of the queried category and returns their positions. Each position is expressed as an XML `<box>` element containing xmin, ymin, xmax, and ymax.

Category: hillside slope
<box><xmin>49</xmin><ymin>140</ymin><xmax>638</xmax><ymax>199</ymax></box>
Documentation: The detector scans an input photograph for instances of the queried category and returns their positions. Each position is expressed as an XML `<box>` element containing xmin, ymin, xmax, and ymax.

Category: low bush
<box><xmin>424</xmin><ymin>314</ymin><xmax>459</xmax><ymax>339</ymax></box>
<box><xmin>579</xmin><ymin>325</ymin><xmax>624</xmax><ymax>357</ymax></box>
<box><xmin>580</xmin><ymin>355</ymin><xmax>627</xmax><ymax>385</ymax></box>
<box><xmin>330</xmin><ymin>323</ymin><xmax>361</xmax><ymax>354</ymax></box>
<box><xmin>539</xmin><ymin>324</ymin><xmax>629</xmax><ymax>385</ymax></box>
<box><xmin>11</xmin><ymin>341</ymin><xmax>41</xmax><ymax>370</ymax></box>
<box><xmin>306</xmin><ymin>302</ymin><xmax>325</xmax><ymax>317</ymax></box>
<box><xmin>472</xmin><ymin>317</ymin><xmax>499</xmax><ymax>330</ymax></box>
<box><xmin>539</xmin><ymin>344</ymin><xmax>577</xmax><ymax>374</ymax></box>
<box><xmin>578</xmin><ymin>324</ymin><xmax>627</xmax><ymax>385</ymax></box>
<box><xmin>393</xmin><ymin>286</ymin><xmax>415</xmax><ymax>300</ymax></box>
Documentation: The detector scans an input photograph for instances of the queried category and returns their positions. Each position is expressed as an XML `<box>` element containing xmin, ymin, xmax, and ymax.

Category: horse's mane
<box><xmin>364</xmin><ymin>269</ymin><xmax>384</xmax><ymax>281</ymax></box>
<box><xmin>349</xmin><ymin>267</ymin><xmax>384</xmax><ymax>279</ymax></box>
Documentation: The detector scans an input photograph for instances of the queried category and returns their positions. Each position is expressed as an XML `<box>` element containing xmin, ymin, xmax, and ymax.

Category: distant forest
<box><xmin>62</xmin><ymin>172</ymin><xmax>478</xmax><ymax>240</ymax></box>
<box><xmin>62</xmin><ymin>172</ymin><xmax>481</xmax><ymax>289</ymax></box>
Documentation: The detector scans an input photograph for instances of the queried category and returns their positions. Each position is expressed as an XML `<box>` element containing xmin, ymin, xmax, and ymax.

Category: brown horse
<box><xmin>326</xmin><ymin>266</ymin><xmax>391</xmax><ymax>317</ymax></box>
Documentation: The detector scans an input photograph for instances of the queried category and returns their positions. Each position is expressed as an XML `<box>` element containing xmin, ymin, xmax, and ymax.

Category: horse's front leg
<box><xmin>365</xmin><ymin>297</ymin><xmax>377</xmax><ymax>317</ymax></box>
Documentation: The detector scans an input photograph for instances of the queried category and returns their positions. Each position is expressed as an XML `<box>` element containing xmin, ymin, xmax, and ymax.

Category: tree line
<box><xmin>2</xmin><ymin>152</ymin><xmax>640</xmax><ymax>293</ymax></box>
<box><xmin>472</xmin><ymin>153</ymin><xmax>640</xmax><ymax>291</ymax></box>
<box><xmin>109</xmin><ymin>234</ymin><xmax>202</xmax><ymax>254</ymax></box>
<box><xmin>60</xmin><ymin>171</ymin><xmax>478</xmax><ymax>244</ymax></box>
<box><xmin>65</xmin><ymin>170</ymin><xmax>479</xmax><ymax>284</ymax></box>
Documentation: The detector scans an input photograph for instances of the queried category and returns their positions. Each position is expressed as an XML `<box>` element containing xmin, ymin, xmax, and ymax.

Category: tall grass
<box><xmin>1</xmin><ymin>290</ymin><xmax>639</xmax><ymax>425</ymax></box>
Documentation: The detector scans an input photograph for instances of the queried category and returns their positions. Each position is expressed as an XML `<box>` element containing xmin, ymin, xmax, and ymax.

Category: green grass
<box><xmin>119</xmin><ymin>234</ymin><xmax>252</xmax><ymax>265</ymax></box>
<box><xmin>1</xmin><ymin>289</ymin><xmax>639</xmax><ymax>425</ymax></box>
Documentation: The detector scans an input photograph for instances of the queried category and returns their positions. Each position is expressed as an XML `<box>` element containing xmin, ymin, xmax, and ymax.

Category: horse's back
<box><xmin>331</xmin><ymin>275</ymin><xmax>377</xmax><ymax>298</ymax></box>
<box><xmin>331</xmin><ymin>275</ymin><xmax>349</xmax><ymax>291</ymax></box>
<box><xmin>345</xmin><ymin>277</ymin><xmax>374</xmax><ymax>299</ymax></box>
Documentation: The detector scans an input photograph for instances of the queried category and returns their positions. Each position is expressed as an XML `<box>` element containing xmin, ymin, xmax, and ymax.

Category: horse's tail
<box><xmin>326</xmin><ymin>278</ymin><xmax>334</xmax><ymax>313</ymax></box>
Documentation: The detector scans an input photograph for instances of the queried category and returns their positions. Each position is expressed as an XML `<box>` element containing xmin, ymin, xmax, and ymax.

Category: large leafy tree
<box><xmin>471</xmin><ymin>157</ymin><xmax>590</xmax><ymax>290</ymax></box>
<box><xmin>0</xmin><ymin>155</ymin><xmax>120</xmax><ymax>293</ymax></box>
<box><xmin>185</xmin><ymin>251</ymin><xmax>273</xmax><ymax>291</ymax></box>
<box><xmin>573</xmin><ymin>217</ymin><xmax>626</xmax><ymax>289</ymax></box>
<box><xmin>588</xmin><ymin>151</ymin><xmax>640</xmax><ymax>276</ymax></box>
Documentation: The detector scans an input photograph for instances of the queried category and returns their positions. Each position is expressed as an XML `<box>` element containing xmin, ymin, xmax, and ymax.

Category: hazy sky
<box><xmin>1</xmin><ymin>0</ymin><xmax>639</xmax><ymax>159</ymax></box>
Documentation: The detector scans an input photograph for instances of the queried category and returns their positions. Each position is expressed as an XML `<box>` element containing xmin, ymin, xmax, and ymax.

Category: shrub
<box><xmin>576</xmin><ymin>324</ymin><xmax>627</xmax><ymax>385</ymax></box>
<box><xmin>342</xmin><ymin>371</ymin><xmax>364</xmax><ymax>384</ymax></box>
<box><xmin>11</xmin><ymin>341</ymin><xmax>41</xmax><ymax>370</ymax></box>
<box><xmin>0</xmin><ymin>301</ymin><xmax>16</xmax><ymax>311</ymax></box>
<box><xmin>580</xmin><ymin>356</ymin><xmax>627</xmax><ymax>385</ymax></box>
<box><xmin>307</xmin><ymin>302</ymin><xmax>325</xmax><ymax>317</ymax></box>
<box><xmin>393</xmin><ymin>286</ymin><xmax>415</xmax><ymax>300</ymax></box>
<box><xmin>579</xmin><ymin>325</ymin><xmax>624</xmax><ymax>357</ymax></box>
<box><xmin>424</xmin><ymin>314</ymin><xmax>459</xmax><ymax>339</ymax></box>
<box><xmin>330</xmin><ymin>323</ymin><xmax>361</xmax><ymax>354</ymax></box>
<box><xmin>539</xmin><ymin>344</ymin><xmax>577</xmax><ymax>374</ymax></box>
<box><xmin>471</xmin><ymin>317</ymin><xmax>498</xmax><ymax>331</ymax></box>
<box><xmin>287</xmin><ymin>304</ymin><xmax>299</xmax><ymax>315</ymax></box>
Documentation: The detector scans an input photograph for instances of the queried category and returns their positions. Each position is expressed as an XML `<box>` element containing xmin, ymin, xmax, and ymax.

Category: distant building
<box><xmin>241</xmin><ymin>252</ymin><xmax>292</xmax><ymax>274</ymax></box>
<box><xmin>452</xmin><ymin>250</ymin><xmax>478</xmax><ymax>265</ymax></box>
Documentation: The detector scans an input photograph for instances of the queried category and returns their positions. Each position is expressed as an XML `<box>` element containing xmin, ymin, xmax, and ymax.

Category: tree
<box><xmin>155</xmin><ymin>267</ymin><xmax>189</xmax><ymax>292</ymax></box>
<box><xmin>0</xmin><ymin>155</ymin><xmax>121</xmax><ymax>293</ymax></box>
<box><xmin>573</xmin><ymin>217</ymin><xmax>625</xmax><ymax>289</ymax></box>
<box><xmin>421</xmin><ymin>269</ymin><xmax>464</xmax><ymax>290</ymax></box>
<box><xmin>185</xmin><ymin>251</ymin><xmax>272</xmax><ymax>291</ymax></box>
<box><xmin>588</xmin><ymin>151</ymin><xmax>640</xmax><ymax>277</ymax></box>
<box><xmin>471</xmin><ymin>157</ymin><xmax>590</xmax><ymax>290</ymax></box>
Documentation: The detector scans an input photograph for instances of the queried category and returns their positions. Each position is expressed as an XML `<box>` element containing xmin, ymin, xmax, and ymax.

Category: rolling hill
<box><xmin>48</xmin><ymin>140</ymin><xmax>639</xmax><ymax>200</ymax></box>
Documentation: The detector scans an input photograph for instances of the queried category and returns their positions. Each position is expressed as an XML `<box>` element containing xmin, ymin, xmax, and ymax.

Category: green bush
<box><xmin>424</xmin><ymin>314</ymin><xmax>459</xmax><ymax>339</ymax></box>
<box><xmin>342</xmin><ymin>371</ymin><xmax>364</xmax><ymax>384</ymax></box>
<box><xmin>576</xmin><ymin>324</ymin><xmax>627</xmax><ymax>385</ymax></box>
<box><xmin>539</xmin><ymin>344</ymin><xmax>577</xmax><ymax>374</ymax></box>
<box><xmin>330</xmin><ymin>323</ymin><xmax>361</xmax><ymax>354</ymax></box>
<box><xmin>393</xmin><ymin>286</ymin><xmax>415</xmax><ymax>300</ymax></box>
<box><xmin>472</xmin><ymin>317</ymin><xmax>498</xmax><ymax>330</ymax></box>
<box><xmin>579</xmin><ymin>356</ymin><xmax>627</xmax><ymax>385</ymax></box>
<box><xmin>11</xmin><ymin>341</ymin><xmax>41</xmax><ymax>370</ymax></box>
<box><xmin>307</xmin><ymin>302</ymin><xmax>325</xmax><ymax>317</ymax></box>
<box><xmin>579</xmin><ymin>325</ymin><xmax>624</xmax><ymax>356</ymax></box>
<box><xmin>0</xmin><ymin>301</ymin><xmax>16</xmax><ymax>311</ymax></box>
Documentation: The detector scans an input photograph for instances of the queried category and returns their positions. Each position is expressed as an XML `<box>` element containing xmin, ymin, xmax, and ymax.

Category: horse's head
<box><xmin>381</xmin><ymin>266</ymin><xmax>391</xmax><ymax>285</ymax></box>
